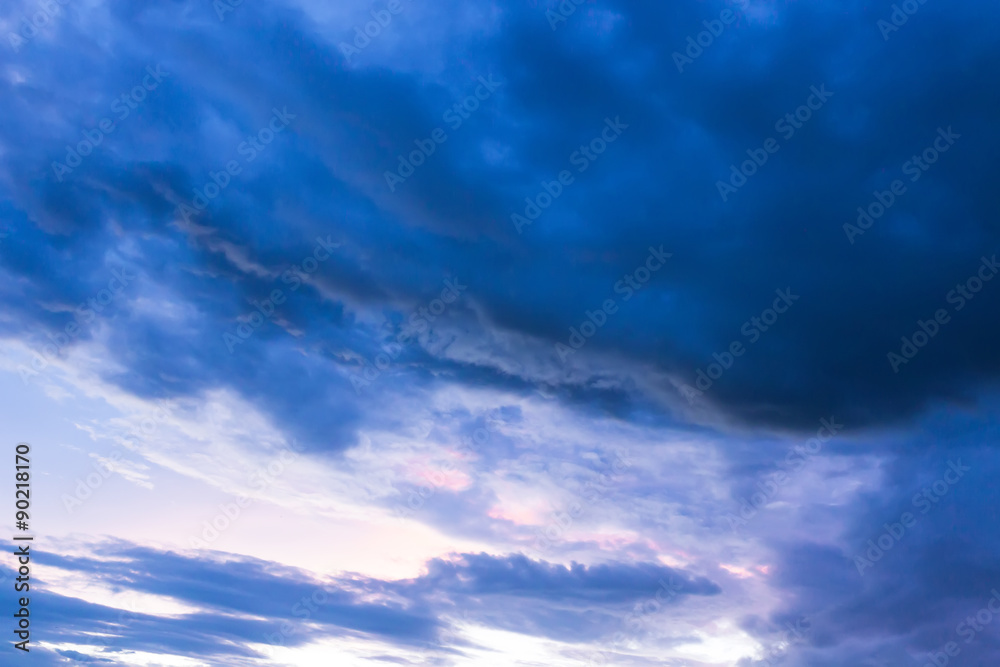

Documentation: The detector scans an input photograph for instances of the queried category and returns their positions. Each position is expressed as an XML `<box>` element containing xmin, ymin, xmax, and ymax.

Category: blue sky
<box><xmin>2</xmin><ymin>0</ymin><xmax>1000</xmax><ymax>664</ymax></box>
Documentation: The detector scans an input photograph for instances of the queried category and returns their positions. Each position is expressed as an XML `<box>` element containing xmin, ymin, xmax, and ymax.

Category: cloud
<box><xmin>0</xmin><ymin>0</ymin><xmax>997</xmax><ymax>445</ymax></box>
<box><xmin>408</xmin><ymin>552</ymin><xmax>721</xmax><ymax>603</ymax></box>
<box><xmin>24</xmin><ymin>538</ymin><xmax>723</xmax><ymax>663</ymax></box>
<box><xmin>3</xmin><ymin>0</ymin><xmax>1000</xmax><ymax>664</ymax></box>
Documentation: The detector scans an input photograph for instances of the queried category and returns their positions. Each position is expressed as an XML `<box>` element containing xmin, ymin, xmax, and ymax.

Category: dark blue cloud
<box><xmin>407</xmin><ymin>552</ymin><xmax>721</xmax><ymax>602</ymax></box>
<box><xmin>29</xmin><ymin>541</ymin><xmax>438</xmax><ymax>658</ymax></box>
<box><xmin>3</xmin><ymin>0</ymin><xmax>1000</xmax><ymax>663</ymax></box>
<box><xmin>24</xmin><ymin>540</ymin><xmax>718</xmax><ymax>660</ymax></box>
<box><xmin>1</xmin><ymin>0</ymin><xmax>998</xmax><ymax>442</ymax></box>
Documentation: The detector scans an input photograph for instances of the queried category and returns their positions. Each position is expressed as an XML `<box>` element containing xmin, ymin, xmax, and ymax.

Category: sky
<box><xmin>1</xmin><ymin>0</ymin><xmax>1000</xmax><ymax>664</ymax></box>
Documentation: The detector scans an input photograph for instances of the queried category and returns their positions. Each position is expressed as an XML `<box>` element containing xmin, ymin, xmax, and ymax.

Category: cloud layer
<box><xmin>2</xmin><ymin>0</ymin><xmax>1000</xmax><ymax>664</ymax></box>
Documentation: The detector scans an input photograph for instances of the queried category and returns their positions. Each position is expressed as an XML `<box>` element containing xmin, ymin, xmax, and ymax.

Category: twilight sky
<box><xmin>2</xmin><ymin>0</ymin><xmax>1000</xmax><ymax>664</ymax></box>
